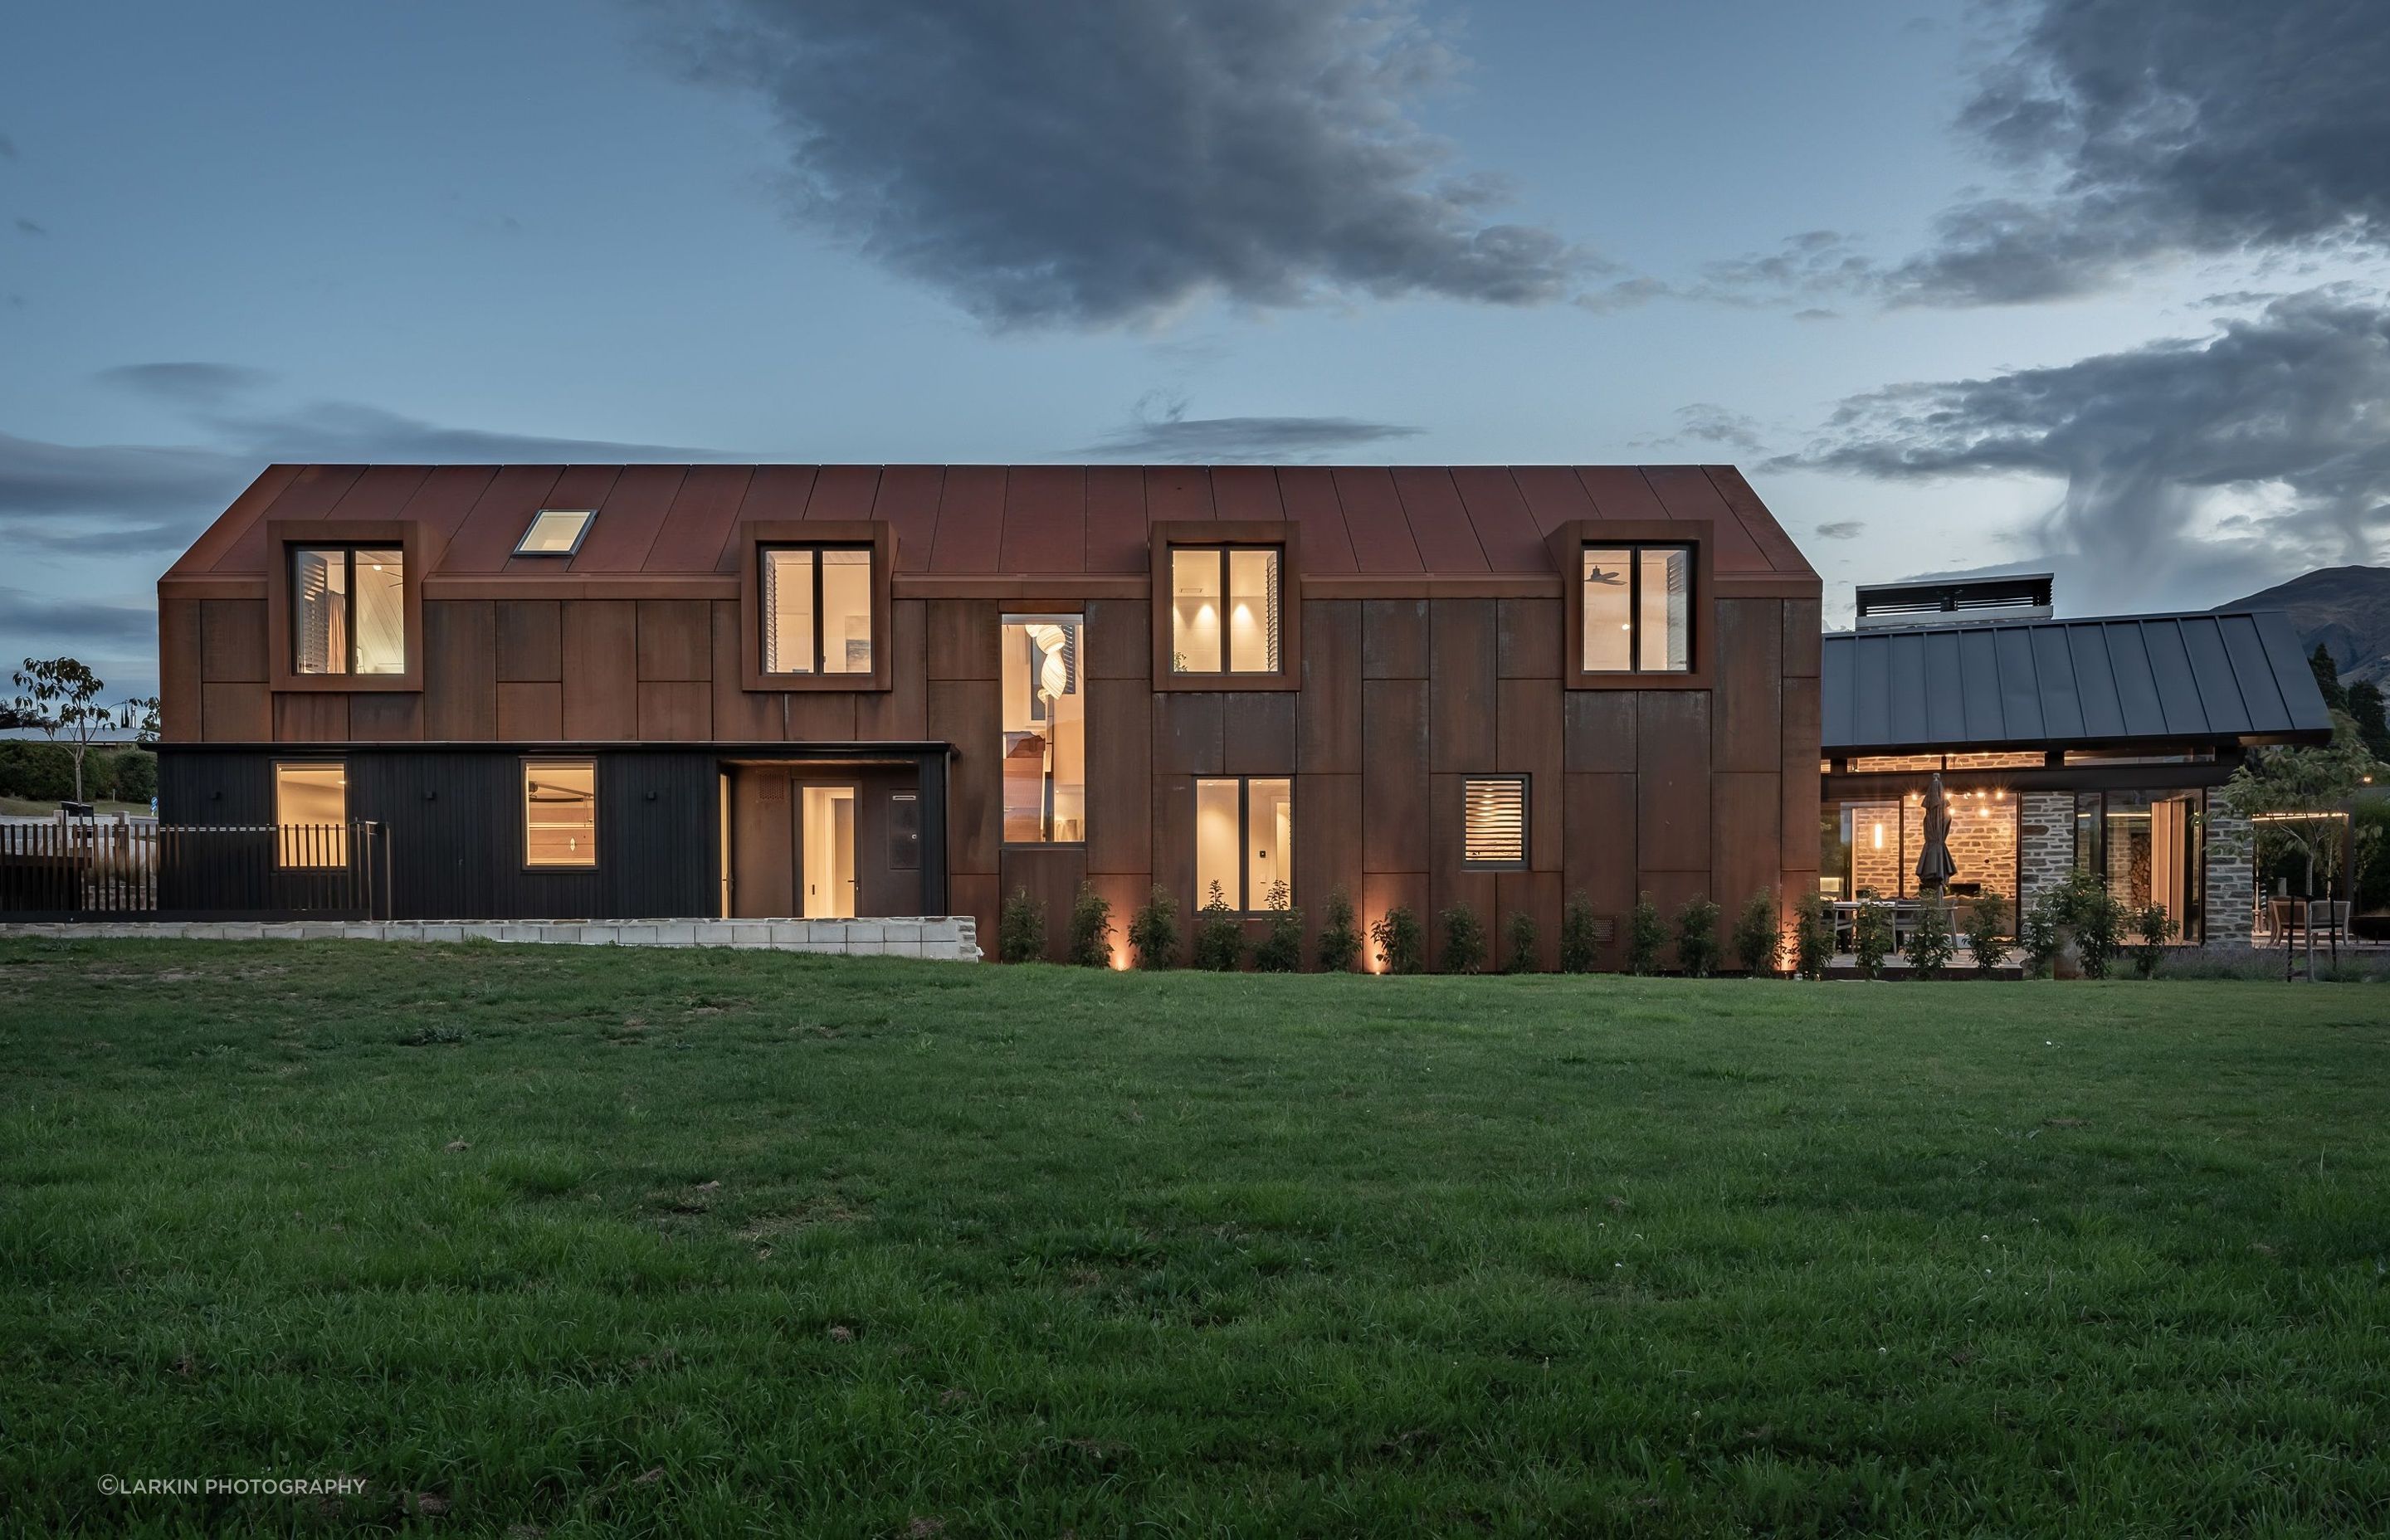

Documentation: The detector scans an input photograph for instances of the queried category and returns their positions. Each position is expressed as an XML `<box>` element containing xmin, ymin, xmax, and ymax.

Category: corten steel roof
<box><xmin>1822</xmin><ymin>611</ymin><xmax>2334</xmax><ymax>754</ymax></box>
<box><xmin>164</xmin><ymin>463</ymin><xmax>1817</xmax><ymax>582</ymax></box>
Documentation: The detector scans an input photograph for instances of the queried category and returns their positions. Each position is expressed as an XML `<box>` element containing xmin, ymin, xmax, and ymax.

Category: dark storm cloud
<box><xmin>14</xmin><ymin>217</ymin><xmax>42</xmax><ymax>237</ymax></box>
<box><xmin>1890</xmin><ymin>0</ymin><xmax>2390</xmax><ymax>305</ymax></box>
<box><xmin>645</xmin><ymin>0</ymin><xmax>1591</xmax><ymax>328</ymax></box>
<box><xmin>1084</xmin><ymin>395</ymin><xmax>1422</xmax><ymax>461</ymax></box>
<box><xmin>1812</xmin><ymin>520</ymin><xmax>1865</xmax><ymax>540</ymax></box>
<box><xmin>1773</xmin><ymin>290</ymin><xmax>2390</xmax><ymax>607</ymax></box>
<box><xmin>1637</xmin><ymin>403</ymin><xmax>1767</xmax><ymax>456</ymax></box>
<box><xmin>0</xmin><ymin>587</ymin><xmax>157</xmax><ymax>653</ymax></box>
<box><xmin>95</xmin><ymin>362</ymin><xmax>278</xmax><ymax>405</ymax></box>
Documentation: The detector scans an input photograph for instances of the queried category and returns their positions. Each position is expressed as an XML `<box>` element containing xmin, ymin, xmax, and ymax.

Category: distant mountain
<box><xmin>2218</xmin><ymin>566</ymin><xmax>2390</xmax><ymax>687</ymax></box>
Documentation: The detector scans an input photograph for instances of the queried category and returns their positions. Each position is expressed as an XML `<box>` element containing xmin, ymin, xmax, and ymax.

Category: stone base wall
<box><xmin>2017</xmin><ymin>791</ymin><xmax>2075</xmax><ymax>918</ymax></box>
<box><xmin>2202</xmin><ymin>802</ymin><xmax>2255</xmax><ymax>947</ymax></box>
<box><xmin>0</xmin><ymin>917</ymin><xmax>983</xmax><ymax>960</ymax></box>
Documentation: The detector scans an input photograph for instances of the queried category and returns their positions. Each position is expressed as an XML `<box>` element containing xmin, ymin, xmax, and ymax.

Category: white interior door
<box><xmin>802</xmin><ymin>785</ymin><xmax>857</xmax><ymax>919</ymax></box>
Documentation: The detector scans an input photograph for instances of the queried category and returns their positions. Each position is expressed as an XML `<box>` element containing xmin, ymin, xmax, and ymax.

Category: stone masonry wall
<box><xmin>2202</xmin><ymin>801</ymin><xmax>2254</xmax><ymax>946</ymax></box>
<box><xmin>2017</xmin><ymin>791</ymin><xmax>2074</xmax><ymax>920</ymax></box>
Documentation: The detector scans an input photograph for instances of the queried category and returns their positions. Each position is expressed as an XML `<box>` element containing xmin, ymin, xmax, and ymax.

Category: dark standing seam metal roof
<box><xmin>1822</xmin><ymin>612</ymin><xmax>2335</xmax><ymax>753</ymax></box>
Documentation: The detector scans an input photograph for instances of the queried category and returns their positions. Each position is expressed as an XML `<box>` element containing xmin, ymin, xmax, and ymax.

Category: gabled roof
<box><xmin>1822</xmin><ymin>611</ymin><xmax>2335</xmax><ymax>753</ymax></box>
<box><xmin>163</xmin><ymin>463</ymin><xmax>1817</xmax><ymax>585</ymax></box>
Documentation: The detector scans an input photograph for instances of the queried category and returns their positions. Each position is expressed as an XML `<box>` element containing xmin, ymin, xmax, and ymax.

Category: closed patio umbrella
<box><xmin>1914</xmin><ymin>772</ymin><xmax>1958</xmax><ymax>892</ymax></box>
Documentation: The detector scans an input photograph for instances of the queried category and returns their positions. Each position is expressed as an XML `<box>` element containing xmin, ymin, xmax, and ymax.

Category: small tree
<box><xmin>1908</xmin><ymin>896</ymin><xmax>1955</xmax><ymax>979</ymax></box>
<box><xmin>1851</xmin><ymin>892</ymin><xmax>1893</xmax><ymax>979</ymax></box>
<box><xmin>1730</xmin><ymin>891</ymin><xmax>1778</xmax><ymax>976</ymax></box>
<box><xmin>1792</xmin><ymin>897</ymin><xmax>1832</xmax><ymax>980</ymax></box>
<box><xmin>1066</xmin><ymin>882</ymin><xmax>1114</xmax><ymax>967</ymax></box>
<box><xmin>2127</xmin><ymin>903</ymin><xmax>2175</xmax><ymax>978</ymax></box>
<box><xmin>2221</xmin><ymin>713</ymin><xmax>2375</xmax><ymax>972</ymax></box>
<box><xmin>1558</xmin><ymin>890</ymin><xmax>1601</xmax><ymax>973</ymax></box>
<box><xmin>1501</xmin><ymin>911</ymin><xmax>1539</xmax><ymax>974</ymax></box>
<box><xmin>1674</xmin><ymin>895</ymin><xmax>1721</xmax><ymax>977</ymax></box>
<box><xmin>8</xmin><ymin>657</ymin><xmax>146</xmax><ymax>804</ymax></box>
<box><xmin>1192</xmin><ymin>882</ymin><xmax>1246</xmax><ymax>972</ymax></box>
<box><xmin>2018</xmin><ymin>889</ymin><xmax>2066</xmax><ymax>977</ymax></box>
<box><xmin>1316</xmin><ymin>886</ymin><xmax>1362</xmax><ymax>972</ymax></box>
<box><xmin>1129</xmin><ymin>886</ymin><xmax>1180</xmax><ymax>970</ymax></box>
<box><xmin>2062</xmin><ymin>869</ymin><xmax>2124</xmax><ymax>978</ymax></box>
<box><xmin>1626</xmin><ymin>894</ymin><xmax>1666</xmax><ymax>976</ymax></box>
<box><xmin>1370</xmin><ymin>905</ymin><xmax>1425</xmax><ymax>975</ymax></box>
<box><xmin>1439</xmin><ymin>903</ymin><xmax>1487</xmax><ymax>974</ymax></box>
<box><xmin>1963</xmin><ymin>890</ymin><xmax>2009</xmax><ymax>976</ymax></box>
<box><xmin>1251</xmin><ymin>880</ymin><xmax>1304</xmax><ymax>972</ymax></box>
<box><xmin>997</xmin><ymin>886</ymin><xmax>1046</xmax><ymax>963</ymax></box>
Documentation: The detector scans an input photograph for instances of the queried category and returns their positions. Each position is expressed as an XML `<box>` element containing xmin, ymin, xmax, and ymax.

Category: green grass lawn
<box><xmin>3</xmin><ymin>941</ymin><xmax>2386</xmax><ymax>1538</ymax></box>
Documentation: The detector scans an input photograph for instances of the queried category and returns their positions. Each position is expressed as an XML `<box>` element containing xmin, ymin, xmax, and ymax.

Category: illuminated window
<box><xmin>290</xmin><ymin>547</ymin><xmax>405</xmax><ymax>675</ymax></box>
<box><xmin>274</xmin><ymin>762</ymin><xmax>348</xmax><ymax>868</ymax></box>
<box><xmin>514</xmin><ymin>509</ymin><xmax>594</xmax><ymax>556</ymax></box>
<box><xmin>1196</xmin><ymin>777</ymin><xmax>1293</xmax><ymax>911</ymax></box>
<box><xmin>1581</xmin><ymin>543</ymin><xmax>1690</xmax><ymax>673</ymax></box>
<box><xmin>1002</xmin><ymin>614</ymin><xmax>1085</xmax><ymax>842</ymax></box>
<box><xmin>523</xmin><ymin>760</ymin><xmax>597</xmax><ymax>867</ymax></box>
<box><xmin>1170</xmin><ymin>545</ymin><xmax>1282</xmax><ymax>675</ymax></box>
<box><xmin>762</xmin><ymin>545</ymin><xmax>873</xmax><ymax>675</ymax></box>
<box><xmin>1461</xmin><ymin>777</ymin><xmax>1528</xmax><ymax>867</ymax></box>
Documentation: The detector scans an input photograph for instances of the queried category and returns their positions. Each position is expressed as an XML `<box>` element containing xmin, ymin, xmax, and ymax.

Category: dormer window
<box><xmin>515</xmin><ymin>509</ymin><xmax>594</xmax><ymax>556</ymax></box>
<box><xmin>1170</xmin><ymin>545</ymin><xmax>1282</xmax><ymax>675</ymax></box>
<box><xmin>763</xmin><ymin>545</ymin><xmax>874</xmax><ymax>675</ymax></box>
<box><xmin>290</xmin><ymin>546</ymin><xmax>406</xmax><ymax>675</ymax></box>
<box><xmin>1581</xmin><ymin>543</ymin><xmax>1691</xmax><ymax>674</ymax></box>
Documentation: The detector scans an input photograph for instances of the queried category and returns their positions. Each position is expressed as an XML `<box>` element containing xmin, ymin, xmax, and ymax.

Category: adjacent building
<box><xmin>153</xmin><ymin>463</ymin><xmax>1825</xmax><ymax>965</ymax></box>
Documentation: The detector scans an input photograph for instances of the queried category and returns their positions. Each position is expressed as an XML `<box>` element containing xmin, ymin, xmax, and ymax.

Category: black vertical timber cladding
<box><xmin>156</xmin><ymin>747</ymin><xmax>715</xmax><ymax>919</ymax></box>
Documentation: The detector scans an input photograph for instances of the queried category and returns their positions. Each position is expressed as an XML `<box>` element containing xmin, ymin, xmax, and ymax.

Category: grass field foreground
<box><xmin>2</xmin><ymin>939</ymin><xmax>2386</xmax><ymax>1537</ymax></box>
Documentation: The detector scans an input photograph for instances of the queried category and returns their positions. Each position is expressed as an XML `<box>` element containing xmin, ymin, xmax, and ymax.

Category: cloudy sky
<box><xmin>6</xmin><ymin>0</ymin><xmax>2388</xmax><ymax>695</ymax></box>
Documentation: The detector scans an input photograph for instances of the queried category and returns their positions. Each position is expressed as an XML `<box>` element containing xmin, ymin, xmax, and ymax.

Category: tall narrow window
<box><xmin>762</xmin><ymin>544</ymin><xmax>873</xmax><ymax>675</ymax></box>
<box><xmin>290</xmin><ymin>547</ymin><xmax>405</xmax><ymax>675</ymax></box>
<box><xmin>523</xmin><ymin>759</ymin><xmax>597</xmax><ymax>868</ymax></box>
<box><xmin>1581</xmin><ymin>543</ymin><xmax>1690</xmax><ymax>673</ymax></box>
<box><xmin>1171</xmin><ymin>546</ymin><xmax>1282</xmax><ymax>675</ymax></box>
<box><xmin>1461</xmin><ymin>777</ymin><xmax>1528</xmax><ymax>868</ymax></box>
<box><xmin>274</xmin><ymin>762</ymin><xmax>348</xmax><ymax>868</ymax></box>
<box><xmin>1195</xmin><ymin>777</ymin><xmax>1293</xmax><ymax>911</ymax></box>
<box><xmin>1002</xmin><ymin>614</ymin><xmax>1085</xmax><ymax>842</ymax></box>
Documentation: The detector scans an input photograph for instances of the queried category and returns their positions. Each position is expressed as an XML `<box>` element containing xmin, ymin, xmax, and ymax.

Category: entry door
<box><xmin>802</xmin><ymin>784</ymin><xmax>857</xmax><ymax>919</ymax></box>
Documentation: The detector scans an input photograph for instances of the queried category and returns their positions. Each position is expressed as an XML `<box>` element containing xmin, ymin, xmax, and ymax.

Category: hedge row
<box><xmin>0</xmin><ymin>743</ymin><xmax>158</xmax><ymax>804</ymax></box>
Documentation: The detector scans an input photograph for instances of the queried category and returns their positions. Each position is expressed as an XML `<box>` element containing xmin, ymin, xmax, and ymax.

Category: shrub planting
<box><xmin>1370</xmin><ymin>905</ymin><xmax>1425</xmax><ymax>975</ymax></box>
<box><xmin>1626</xmin><ymin>895</ymin><xmax>1666</xmax><ymax>976</ymax></box>
<box><xmin>1793</xmin><ymin>897</ymin><xmax>1833</xmax><ymax>980</ymax></box>
<box><xmin>1065</xmin><ymin>883</ymin><xmax>1113</xmax><ymax>967</ymax></box>
<box><xmin>997</xmin><ymin>887</ymin><xmax>1046</xmax><ymax>963</ymax></box>
<box><xmin>1192</xmin><ymin>883</ymin><xmax>1246</xmax><ymax>972</ymax></box>
<box><xmin>1558</xmin><ymin>890</ymin><xmax>1601</xmax><ymax>973</ymax></box>
<box><xmin>1908</xmin><ymin>898</ymin><xmax>1956</xmax><ymax>979</ymax></box>
<box><xmin>1128</xmin><ymin>887</ymin><xmax>1179</xmax><ymax>970</ymax></box>
<box><xmin>1315</xmin><ymin>886</ymin><xmax>1362</xmax><ymax>972</ymax></box>
<box><xmin>1964</xmin><ymin>890</ymin><xmax>2009</xmax><ymax>976</ymax></box>
<box><xmin>1251</xmin><ymin>882</ymin><xmax>1304</xmax><ymax>972</ymax></box>
<box><xmin>1674</xmin><ymin>895</ymin><xmax>1721</xmax><ymax>978</ymax></box>
<box><xmin>1502</xmin><ymin>911</ymin><xmax>1539</xmax><ymax>973</ymax></box>
<box><xmin>1731</xmin><ymin>891</ymin><xmax>1778</xmax><ymax>975</ymax></box>
<box><xmin>2128</xmin><ymin>903</ymin><xmax>2174</xmax><ymax>978</ymax></box>
<box><xmin>1851</xmin><ymin>893</ymin><xmax>1893</xmax><ymax>979</ymax></box>
<box><xmin>1439</xmin><ymin>903</ymin><xmax>1487</xmax><ymax>974</ymax></box>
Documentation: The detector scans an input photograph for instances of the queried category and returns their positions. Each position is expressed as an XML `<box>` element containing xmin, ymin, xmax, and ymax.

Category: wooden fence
<box><xmin>0</xmin><ymin>819</ymin><xmax>387</xmax><ymax>921</ymax></box>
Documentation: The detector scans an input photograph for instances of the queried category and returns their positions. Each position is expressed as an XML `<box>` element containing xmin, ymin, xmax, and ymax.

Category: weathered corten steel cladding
<box><xmin>159</xmin><ymin>463</ymin><xmax>1822</xmax><ymax>963</ymax></box>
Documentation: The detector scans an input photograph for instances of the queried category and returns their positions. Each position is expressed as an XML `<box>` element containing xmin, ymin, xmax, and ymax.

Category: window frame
<box><xmin>271</xmin><ymin>758</ymin><xmax>349</xmax><ymax>870</ymax></box>
<box><xmin>1548</xmin><ymin>519</ymin><xmax>1714</xmax><ymax>690</ymax></box>
<box><xmin>520</xmin><ymin>757</ymin><xmax>599</xmax><ymax>871</ymax></box>
<box><xmin>1150</xmin><ymin>520</ymin><xmax>1301</xmax><ymax>692</ymax></box>
<box><xmin>513</xmin><ymin>509</ymin><xmax>596</xmax><ymax>558</ymax></box>
<box><xmin>266</xmin><ymin>519</ymin><xmax>429</xmax><ymax>694</ymax></box>
<box><xmin>999</xmin><ymin>611</ymin><xmax>1088</xmax><ymax>847</ymax></box>
<box><xmin>1460</xmin><ymin>775</ymin><xmax>1530</xmax><ymax>870</ymax></box>
<box><xmin>1193</xmin><ymin>774</ymin><xmax>1295</xmax><ymax>914</ymax></box>
<box><xmin>737</xmin><ymin>519</ymin><xmax>895</xmax><ymax>693</ymax></box>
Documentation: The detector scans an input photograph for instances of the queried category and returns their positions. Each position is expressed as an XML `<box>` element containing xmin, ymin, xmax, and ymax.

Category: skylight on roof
<box><xmin>515</xmin><ymin>509</ymin><xmax>594</xmax><ymax>556</ymax></box>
